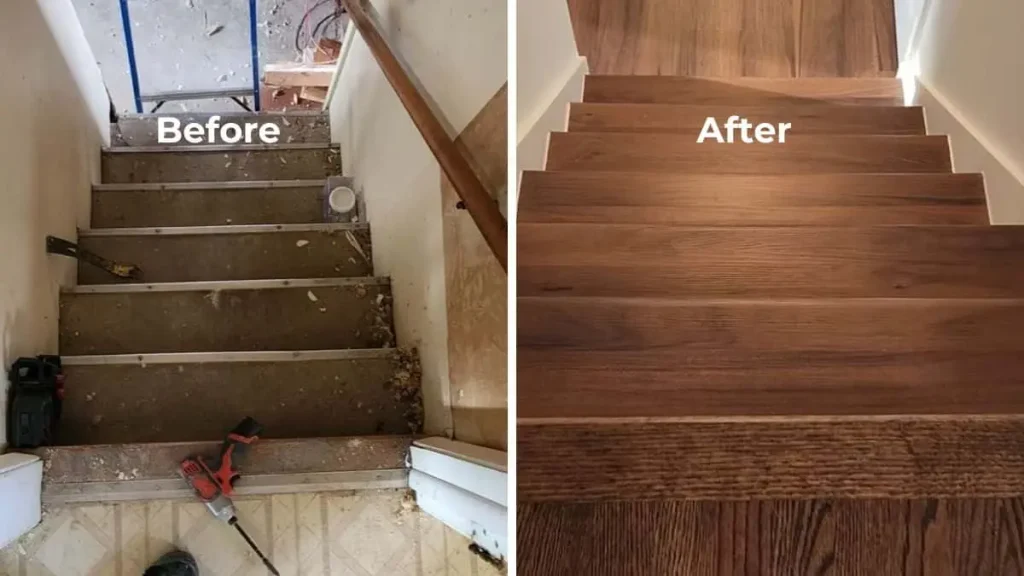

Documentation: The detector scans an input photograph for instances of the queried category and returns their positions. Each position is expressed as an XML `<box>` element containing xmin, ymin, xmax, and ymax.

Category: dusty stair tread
<box><xmin>583</xmin><ymin>76</ymin><xmax>904</xmax><ymax>105</ymax></box>
<box><xmin>101</xmin><ymin>143</ymin><xmax>341</xmax><ymax>183</ymax></box>
<box><xmin>519</xmin><ymin>172</ymin><xmax>988</xmax><ymax>225</ymax></box>
<box><xmin>91</xmin><ymin>180</ymin><xmax>330</xmax><ymax>227</ymax></box>
<box><xmin>77</xmin><ymin>224</ymin><xmax>372</xmax><ymax>283</ymax></box>
<box><xmin>519</xmin><ymin>224</ymin><xmax>1024</xmax><ymax>298</ymax></box>
<box><xmin>518</xmin><ymin>296</ymin><xmax>1024</xmax><ymax>419</ymax></box>
<box><xmin>518</xmin><ymin>416</ymin><xmax>1024</xmax><ymax>501</ymax></box>
<box><xmin>59</xmin><ymin>278</ymin><xmax>394</xmax><ymax>355</ymax></box>
<box><xmin>568</xmin><ymin>103</ymin><xmax>926</xmax><ymax>134</ymax></box>
<box><xmin>29</xmin><ymin>436</ymin><xmax>410</xmax><ymax>504</ymax></box>
<box><xmin>112</xmin><ymin>112</ymin><xmax>330</xmax><ymax>147</ymax></box>
<box><xmin>56</xmin><ymin>349</ymin><xmax>422</xmax><ymax>444</ymax></box>
<box><xmin>546</xmin><ymin>133</ymin><xmax>951</xmax><ymax>174</ymax></box>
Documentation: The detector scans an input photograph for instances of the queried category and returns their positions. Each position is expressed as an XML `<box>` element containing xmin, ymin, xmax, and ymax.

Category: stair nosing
<box><xmin>79</xmin><ymin>222</ymin><xmax>367</xmax><ymax>236</ymax></box>
<box><xmin>570</xmin><ymin>102</ymin><xmax>925</xmax><ymax>111</ymax></box>
<box><xmin>65</xmin><ymin>276</ymin><xmax>388</xmax><ymax>294</ymax></box>
<box><xmin>42</xmin><ymin>469</ymin><xmax>409</xmax><ymax>504</ymax></box>
<box><xmin>102</xmin><ymin>143</ymin><xmax>340</xmax><ymax>153</ymax></box>
<box><xmin>520</xmin><ymin>413</ymin><xmax>1024</xmax><ymax>426</ymax></box>
<box><xmin>517</xmin><ymin>295</ymin><xmax>1024</xmax><ymax>306</ymax></box>
<box><xmin>62</xmin><ymin>348</ymin><xmax>398</xmax><ymax>365</ymax></box>
<box><xmin>92</xmin><ymin>179</ymin><xmax>329</xmax><ymax>191</ymax></box>
<box><xmin>554</xmin><ymin>132</ymin><xmax>947</xmax><ymax>141</ymax></box>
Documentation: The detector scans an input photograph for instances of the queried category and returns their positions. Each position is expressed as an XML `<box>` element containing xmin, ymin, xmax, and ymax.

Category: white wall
<box><xmin>907</xmin><ymin>0</ymin><xmax>1024</xmax><ymax>222</ymax></box>
<box><xmin>894</xmin><ymin>0</ymin><xmax>928</xmax><ymax>60</ymax></box>
<box><xmin>329</xmin><ymin>0</ymin><xmax>506</xmax><ymax>438</ymax></box>
<box><xmin>516</xmin><ymin>0</ymin><xmax>586</xmax><ymax>178</ymax></box>
<box><xmin>0</xmin><ymin>0</ymin><xmax>108</xmax><ymax>449</ymax></box>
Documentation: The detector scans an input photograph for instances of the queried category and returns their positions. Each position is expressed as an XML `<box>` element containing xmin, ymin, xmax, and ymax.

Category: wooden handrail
<box><xmin>340</xmin><ymin>0</ymin><xmax>508</xmax><ymax>271</ymax></box>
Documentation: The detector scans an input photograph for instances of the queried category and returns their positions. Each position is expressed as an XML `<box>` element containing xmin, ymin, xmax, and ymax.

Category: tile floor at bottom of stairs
<box><xmin>0</xmin><ymin>488</ymin><xmax>501</xmax><ymax>576</ymax></box>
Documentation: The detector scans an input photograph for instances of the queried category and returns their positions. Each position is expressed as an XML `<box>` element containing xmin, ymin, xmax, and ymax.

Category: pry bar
<box><xmin>46</xmin><ymin>236</ymin><xmax>142</xmax><ymax>281</ymax></box>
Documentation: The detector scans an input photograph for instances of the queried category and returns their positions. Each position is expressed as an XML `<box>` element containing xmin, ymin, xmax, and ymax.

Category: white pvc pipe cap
<box><xmin>328</xmin><ymin>186</ymin><xmax>357</xmax><ymax>214</ymax></box>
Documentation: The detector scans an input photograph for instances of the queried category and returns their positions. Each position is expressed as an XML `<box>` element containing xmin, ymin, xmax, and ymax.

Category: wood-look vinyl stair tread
<box><xmin>546</xmin><ymin>133</ymin><xmax>952</xmax><ymax>174</ymax></box>
<box><xmin>519</xmin><ymin>172</ymin><xmax>987</xmax><ymax>225</ymax></box>
<box><xmin>518</xmin><ymin>416</ymin><xmax>1024</xmax><ymax>501</ymax></box>
<box><xmin>584</xmin><ymin>75</ymin><xmax>904</xmax><ymax>105</ymax></box>
<box><xmin>520</xmin><ymin>224</ymin><xmax>1024</xmax><ymax>298</ymax></box>
<box><xmin>568</xmin><ymin>103</ymin><xmax>926</xmax><ymax>134</ymax></box>
<box><xmin>518</xmin><ymin>296</ymin><xmax>1024</xmax><ymax>420</ymax></box>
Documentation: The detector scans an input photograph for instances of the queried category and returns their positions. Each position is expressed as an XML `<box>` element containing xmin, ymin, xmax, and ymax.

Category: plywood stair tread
<box><xmin>28</xmin><ymin>436</ymin><xmax>411</xmax><ymax>504</ymax></box>
<box><xmin>519</xmin><ymin>172</ymin><xmax>988</xmax><ymax>225</ymax></box>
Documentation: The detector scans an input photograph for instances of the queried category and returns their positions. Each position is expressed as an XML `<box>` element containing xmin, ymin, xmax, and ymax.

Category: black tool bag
<box><xmin>7</xmin><ymin>356</ymin><xmax>64</xmax><ymax>448</ymax></box>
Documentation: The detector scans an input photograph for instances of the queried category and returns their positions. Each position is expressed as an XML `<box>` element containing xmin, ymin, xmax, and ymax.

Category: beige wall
<box><xmin>444</xmin><ymin>87</ymin><xmax>508</xmax><ymax>450</ymax></box>
<box><xmin>329</xmin><ymin>0</ymin><xmax>506</xmax><ymax>440</ymax></box>
<box><xmin>909</xmin><ymin>0</ymin><xmax>1024</xmax><ymax>222</ymax></box>
<box><xmin>0</xmin><ymin>0</ymin><xmax>108</xmax><ymax>448</ymax></box>
<box><xmin>516</xmin><ymin>0</ymin><xmax>587</xmax><ymax>178</ymax></box>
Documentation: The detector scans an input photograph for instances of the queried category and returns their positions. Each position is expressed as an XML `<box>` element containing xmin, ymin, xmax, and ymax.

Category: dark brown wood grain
<box><xmin>583</xmin><ymin>76</ymin><xmax>904</xmax><ymax>105</ymax></box>
<box><xmin>567</xmin><ymin>0</ymin><xmax>898</xmax><ymax>78</ymax></box>
<box><xmin>519</xmin><ymin>225</ymin><xmax>1024</xmax><ymax>298</ymax></box>
<box><xmin>568</xmin><ymin>103</ymin><xmax>926</xmax><ymax>134</ymax></box>
<box><xmin>517</xmin><ymin>417</ymin><xmax>1024</xmax><ymax>501</ymax></box>
<box><xmin>518</xmin><ymin>297</ymin><xmax>1024</xmax><ymax>418</ymax></box>
<box><xmin>545</xmin><ymin>133</ymin><xmax>952</xmax><ymax>173</ymax></box>
<box><xmin>518</xmin><ymin>499</ymin><xmax>1024</xmax><ymax>575</ymax></box>
<box><xmin>518</xmin><ymin>172</ymin><xmax>988</xmax><ymax>225</ymax></box>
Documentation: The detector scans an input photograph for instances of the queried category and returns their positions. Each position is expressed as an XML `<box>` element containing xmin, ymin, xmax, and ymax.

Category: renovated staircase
<box><xmin>34</xmin><ymin>112</ymin><xmax>421</xmax><ymax>504</ymax></box>
<box><xmin>518</xmin><ymin>76</ymin><xmax>1024</xmax><ymax>570</ymax></box>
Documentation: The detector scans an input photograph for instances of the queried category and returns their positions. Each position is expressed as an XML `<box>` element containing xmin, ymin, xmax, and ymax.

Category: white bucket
<box><xmin>328</xmin><ymin>186</ymin><xmax>357</xmax><ymax>214</ymax></box>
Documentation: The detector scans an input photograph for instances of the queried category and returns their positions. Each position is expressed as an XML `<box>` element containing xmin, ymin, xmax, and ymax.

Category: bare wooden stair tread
<box><xmin>520</xmin><ymin>224</ymin><xmax>1024</xmax><ymax>298</ymax></box>
<box><xmin>583</xmin><ymin>76</ymin><xmax>904</xmax><ymax>105</ymax></box>
<box><xmin>568</xmin><ymin>103</ymin><xmax>926</xmax><ymax>134</ymax></box>
<box><xmin>28</xmin><ymin>435</ymin><xmax>411</xmax><ymax>504</ymax></box>
<box><xmin>519</xmin><ymin>172</ymin><xmax>988</xmax><ymax>225</ymax></box>
<box><xmin>546</xmin><ymin>133</ymin><xmax>952</xmax><ymax>174</ymax></box>
<box><xmin>76</xmin><ymin>224</ymin><xmax>373</xmax><ymax>283</ymax></box>
<box><xmin>56</xmin><ymin>349</ymin><xmax>420</xmax><ymax>444</ymax></box>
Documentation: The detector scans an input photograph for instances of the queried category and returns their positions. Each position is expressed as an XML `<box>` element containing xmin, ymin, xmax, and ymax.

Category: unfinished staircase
<box><xmin>35</xmin><ymin>112</ymin><xmax>421</xmax><ymax>504</ymax></box>
<box><xmin>518</xmin><ymin>76</ymin><xmax>1024</xmax><ymax>572</ymax></box>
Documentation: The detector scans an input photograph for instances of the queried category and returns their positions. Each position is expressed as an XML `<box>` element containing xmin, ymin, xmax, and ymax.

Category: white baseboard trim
<box><xmin>913</xmin><ymin>78</ymin><xmax>1024</xmax><ymax>223</ymax></box>
<box><xmin>409</xmin><ymin>437</ymin><xmax>507</xmax><ymax>561</ymax></box>
<box><xmin>0</xmin><ymin>454</ymin><xmax>42</xmax><ymax>550</ymax></box>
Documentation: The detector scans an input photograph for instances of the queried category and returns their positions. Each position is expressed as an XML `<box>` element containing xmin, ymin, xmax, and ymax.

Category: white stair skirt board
<box><xmin>0</xmin><ymin>453</ymin><xmax>42</xmax><ymax>549</ymax></box>
<box><xmin>409</xmin><ymin>437</ymin><xmax>507</xmax><ymax>561</ymax></box>
<box><xmin>409</xmin><ymin>470</ymin><xmax>507</xmax><ymax>561</ymax></box>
